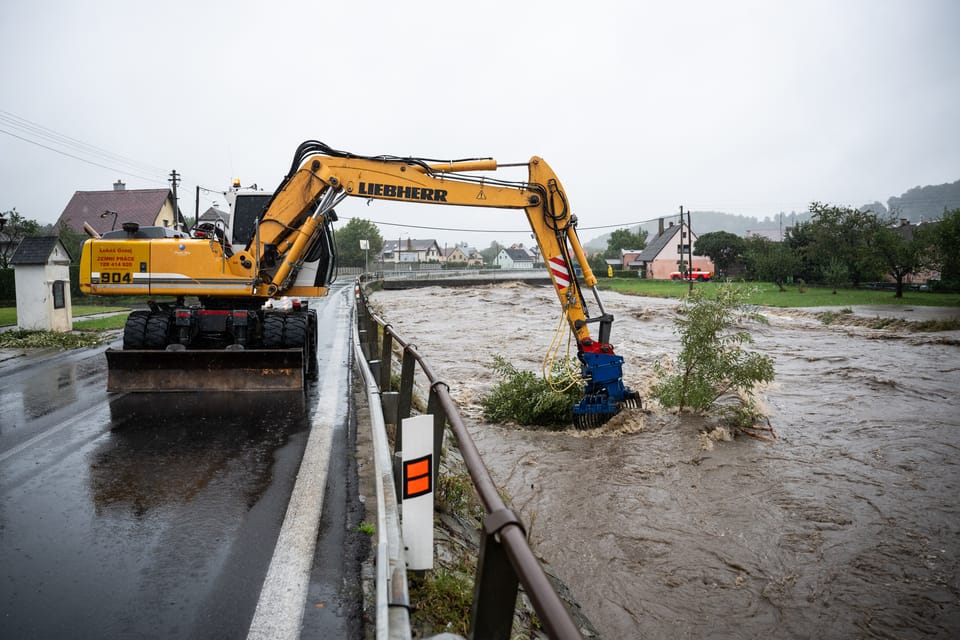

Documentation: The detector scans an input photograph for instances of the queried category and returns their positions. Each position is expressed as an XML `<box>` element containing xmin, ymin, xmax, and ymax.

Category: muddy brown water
<box><xmin>373</xmin><ymin>284</ymin><xmax>960</xmax><ymax>639</ymax></box>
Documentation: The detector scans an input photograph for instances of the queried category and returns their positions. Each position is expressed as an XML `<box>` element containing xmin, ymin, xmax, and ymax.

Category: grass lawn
<box><xmin>597</xmin><ymin>279</ymin><xmax>960</xmax><ymax>308</ymax></box>
<box><xmin>0</xmin><ymin>305</ymin><xmax>129</xmax><ymax>328</ymax></box>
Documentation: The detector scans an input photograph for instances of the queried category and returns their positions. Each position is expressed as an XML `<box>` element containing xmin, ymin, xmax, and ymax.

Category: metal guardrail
<box><xmin>353</xmin><ymin>282</ymin><xmax>582</xmax><ymax>640</ymax></box>
<box><xmin>351</xmin><ymin>304</ymin><xmax>412</xmax><ymax>640</ymax></box>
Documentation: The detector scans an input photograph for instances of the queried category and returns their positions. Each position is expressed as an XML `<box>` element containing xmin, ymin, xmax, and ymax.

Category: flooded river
<box><xmin>373</xmin><ymin>284</ymin><xmax>960</xmax><ymax>639</ymax></box>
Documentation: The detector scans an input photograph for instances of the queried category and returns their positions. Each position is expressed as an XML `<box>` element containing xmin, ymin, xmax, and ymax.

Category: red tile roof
<box><xmin>55</xmin><ymin>189</ymin><xmax>174</xmax><ymax>234</ymax></box>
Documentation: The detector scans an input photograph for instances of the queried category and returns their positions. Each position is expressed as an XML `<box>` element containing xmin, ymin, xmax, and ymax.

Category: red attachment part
<box><xmin>579</xmin><ymin>339</ymin><xmax>615</xmax><ymax>354</ymax></box>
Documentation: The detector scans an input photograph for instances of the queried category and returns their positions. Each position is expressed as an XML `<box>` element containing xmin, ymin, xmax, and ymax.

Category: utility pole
<box><xmin>169</xmin><ymin>169</ymin><xmax>181</xmax><ymax>229</ymax></box>
<box><xmin>687</xmin><ymin>206</ymin><xmax>694</xmax><ymax>292</ymax></box>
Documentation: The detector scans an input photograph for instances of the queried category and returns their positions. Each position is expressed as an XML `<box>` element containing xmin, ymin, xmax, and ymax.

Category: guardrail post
<box><xmin>380</xmin><ymin>331</ymin><xmax>394</xmax><ymax>392</ymax></box>
<box><xmin>427</xmin><ymin>385</ymin><xmax>446</xmax><ymax>485</ymax></box>
<box><xmin>381</xmin><ymin>392</ymin><xmax>399</xmax><ymax>428</ymax></box>
<box><xmin>470</xmin><ymin>509</ymin><xmax>523</xmax><ymax>640</ymax></box>
<box><xmin>358</xmin><ymin>328</ymin><xmax>371</xmax><ymax>361</ymax></box>
<box><xmin>397</xmin><ymin>349</ymin><xmax>416</xmax><ymax>423</ymax></box>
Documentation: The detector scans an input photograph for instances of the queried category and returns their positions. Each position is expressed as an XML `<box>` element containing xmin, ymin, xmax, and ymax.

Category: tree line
<box><xmin>693</xmin><ymin>204</ymin><xmax>960</xmax><ymax>297</ymax></box>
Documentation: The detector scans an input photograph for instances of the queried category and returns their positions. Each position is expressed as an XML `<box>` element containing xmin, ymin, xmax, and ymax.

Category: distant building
<box><xmin>380</xmin><ymin>239</ymin><xmax>443</xmax><ymax>264</ymax></box>
<box><xmin>55</xmin><ymin>180</ymin><xmax>183</xmax><ymax>236</ymax></box>
<box><xmin>620</xmin><ymin>249</ymin><xmax>646</xmax><ymax>271</ymax></box>
<box><xmin>441</xmin><ymin>245</ymin><xmax>484</xmax><ymax>266</ymax></box>
<box><xmin>631</xmin><ymin>219</ymin><xmax>714</xmax><ymax>279</ymax></box>
<box><xmin>197</xmin><ymin>206</ymin><xmax>230</xmax><ymax>232</ymax></box>
<box><xmin>495</xmin><ymin>247</ymin><xmax>534</xmax><ymax>269</ymax></box>
<box><xmin>509</xmin><ymin>242</ymin><xmax>541</xmax><ymax>264</ymax></box>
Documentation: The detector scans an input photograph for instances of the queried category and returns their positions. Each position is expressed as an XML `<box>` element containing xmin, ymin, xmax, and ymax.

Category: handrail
<box><xmin>354</xmin><ymin>281</ymin><xmax>582</xmax><ymax>640</ymax></box>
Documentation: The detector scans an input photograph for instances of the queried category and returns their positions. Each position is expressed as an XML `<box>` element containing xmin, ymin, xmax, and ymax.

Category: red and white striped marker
<box><xmin>548</xmin><ymin>256</ymin><xmax>571</xmax><ymax>289</ymax></box>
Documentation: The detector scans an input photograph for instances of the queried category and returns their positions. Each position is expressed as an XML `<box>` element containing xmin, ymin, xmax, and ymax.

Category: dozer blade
<box><xmin>106</xmin><ymin>348</ymin><xmax>304</xmax><ymax>392</ymax></box>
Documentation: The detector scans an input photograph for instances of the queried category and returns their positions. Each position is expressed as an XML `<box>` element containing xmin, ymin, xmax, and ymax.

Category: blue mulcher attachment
<box><xmin>573</xmin><ymin>350</ymin><xmax>642</xmax><ymax>430</ymax></box>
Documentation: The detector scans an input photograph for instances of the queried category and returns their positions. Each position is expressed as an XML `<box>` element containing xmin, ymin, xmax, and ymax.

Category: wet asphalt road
<box><xmin>0</xmin><ymin>284</ymin><xmax>366</xmax><ymax>639</ymax></box>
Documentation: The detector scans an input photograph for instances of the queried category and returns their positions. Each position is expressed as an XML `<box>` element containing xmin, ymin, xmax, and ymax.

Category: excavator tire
<box><xmin>144</xmin><ymin>313</ymin><xmax>172</xmax><ymax>349</ymax></box>
<box><xmin>123</xmin><ymin>310</ymin><xmax>151</xmax><ymax>349</ymax></box>
<box><xmin>262</xmin><ymin>314</ymin><xmax>285</xmax><ymax>348</ymax></box>
<box><xmin>283</xmin><ymin>315</ymin><xmax>308</xmax><ymax>347</ymax></box>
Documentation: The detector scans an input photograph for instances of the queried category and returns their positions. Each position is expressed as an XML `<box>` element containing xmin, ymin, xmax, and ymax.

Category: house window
<box><xmin>53</xmin><ymin>280</ymin><xmax>66</xmax><ymax>309</ymax></box>
<box><xmin>677</xmin><ymin>244</ymin><xmax>690</xmax><ymax>254</ymax></box>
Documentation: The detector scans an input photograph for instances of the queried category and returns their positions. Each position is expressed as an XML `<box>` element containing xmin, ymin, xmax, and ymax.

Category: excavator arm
<box><xmin>252</xmin><ymin>141</ymin><xmax>639</xmax><ymax>427</ymax></box>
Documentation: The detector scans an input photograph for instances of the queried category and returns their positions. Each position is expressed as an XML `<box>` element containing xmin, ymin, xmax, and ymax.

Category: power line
<box><xmin>0</xmin><ymin>110</ymin><xmax>170</xmax><ymax>185</ymax></box>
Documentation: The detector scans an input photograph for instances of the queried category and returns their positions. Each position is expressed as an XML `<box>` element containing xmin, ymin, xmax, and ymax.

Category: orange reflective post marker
<box><xmin>400</xmin><ymin>414</ymin><xmax>435</xmax><ymax>570</ymax></box>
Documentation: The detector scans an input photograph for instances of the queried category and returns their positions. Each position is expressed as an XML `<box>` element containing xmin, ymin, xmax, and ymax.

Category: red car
<box><xmin>670</xmin><ymin>269</ymin><xmax>713</xmax><ymax>281</ymax></box>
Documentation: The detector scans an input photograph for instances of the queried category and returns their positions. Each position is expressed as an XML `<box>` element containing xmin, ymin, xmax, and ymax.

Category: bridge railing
<box><xmin>353</xmin><ymin>282</ymin><xmax>582</xmax><ymax>640</ymax></box>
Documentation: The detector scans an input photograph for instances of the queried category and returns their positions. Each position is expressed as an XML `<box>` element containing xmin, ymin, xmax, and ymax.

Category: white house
<box><xmin>495</xmin><ymin>247</ymin><xmax>534</xmax><ymax>269</ymax></box>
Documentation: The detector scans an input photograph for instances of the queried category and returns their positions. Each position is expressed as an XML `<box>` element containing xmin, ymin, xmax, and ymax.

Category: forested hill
<box><xmin>584</xmin><ymin>178</ymin><xmax>960</xmax><ymax>249</ymax></box>
<box><xmin>879</xmin><ymin>179</ymin><xmax>960</xmax><ymax>221</ymax></box>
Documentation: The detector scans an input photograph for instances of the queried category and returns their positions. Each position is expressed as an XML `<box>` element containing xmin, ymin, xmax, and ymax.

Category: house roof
<box><xmin>636</xmin><ymin>224</ymin><xmax>682</xmax><ymax>262</ymax></box>
<box><xmin>382</xmin><ymin>239</ymin><xmax>439</xmax><ymax>252</ymax></box>
<box><xmin>10</xmin><ymin>236</ymin><xmax>71</xmax><ymax>265</ymax></box>
<box><xmin>199</xmin><ymin>206</ymin><xmax>230</xmax><ymax>228</ymax></box>
<box><xmin>56</xmin><ymin>189</ymin><xmax>174</xmax><ymax>235</ymax></box>
<box><xmin>503</xmin><ymin>248</ymin><xmax>532</xmax><ymax>261</ymax></box>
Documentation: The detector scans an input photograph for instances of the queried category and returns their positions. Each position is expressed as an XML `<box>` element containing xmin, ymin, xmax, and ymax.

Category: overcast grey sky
<box><xmin>2</xmin><ymin>0</ymin><xmax>957</xmax><ymax>248</ymax></box>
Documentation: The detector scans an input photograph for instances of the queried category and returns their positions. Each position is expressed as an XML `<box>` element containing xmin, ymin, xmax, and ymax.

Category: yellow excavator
<box><xmin>79</xmin><ymin>140</ymin><xmax>639</xmax><ymax>428</ymax></box>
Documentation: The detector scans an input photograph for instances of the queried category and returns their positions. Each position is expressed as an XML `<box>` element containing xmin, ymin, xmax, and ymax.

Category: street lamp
<box><xmin>101</xmin><ymin>210</ymin><xmax>119</xmax><ymax>231</ymax></box>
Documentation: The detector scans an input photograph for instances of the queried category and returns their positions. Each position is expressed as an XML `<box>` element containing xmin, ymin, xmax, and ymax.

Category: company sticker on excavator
<box><xmin>93</xmin><ymin>242</ymin><xmax>148</xmax><ymax>285</ymax></box>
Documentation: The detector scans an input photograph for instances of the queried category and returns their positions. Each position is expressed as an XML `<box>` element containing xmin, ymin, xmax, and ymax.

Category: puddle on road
<box><xmin>374</xmin><ymin>284</ymin><xmax>960</xmax><ymax>639</ymax></box>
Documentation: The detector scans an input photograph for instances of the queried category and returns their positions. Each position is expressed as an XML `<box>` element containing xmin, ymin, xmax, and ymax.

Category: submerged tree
<box><xmin>652</xmin><ymin>285</ymin><xmax>774</xmax><ymax>417</ymax></box>
<box><xmin>481</xmin><ymin>355</ymin><xmax>581</xmax><ymax>428</ymax></box>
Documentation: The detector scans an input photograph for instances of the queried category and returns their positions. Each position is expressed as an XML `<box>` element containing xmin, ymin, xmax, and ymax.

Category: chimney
<box><xmin>669</xmin><ymin>221</ymin><xmax>675</xmax><ymax>228</ymax></box>
<box><xmin>658</xmin><ymin>218</ymin><xmax>664</xmax><ymax>235</ymax></box>
<box><xmin>113</xmin><ymin>180</ymin><xmax>126</xmax><ymax>191</ymax></box>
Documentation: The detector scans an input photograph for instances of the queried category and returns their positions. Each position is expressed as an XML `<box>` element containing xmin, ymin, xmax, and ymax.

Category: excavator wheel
<box><xmin>144</xmin><ymin>313</ymin><xmax>172</xmax><ymax>349</ymax></box>
<box><xmin>262</xmin><ymin>314</ymin><xmax>285</xmax><ymax>348</ymax></box>
<box><xmin>123</xmin><ymin>310</ymin><xmax>151</xmax><ymax>349</ymax></box>
<box><xmin>282</xmin><ymin>314</ymin><xmax>308</xmax><ymax>348</ymax></box>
